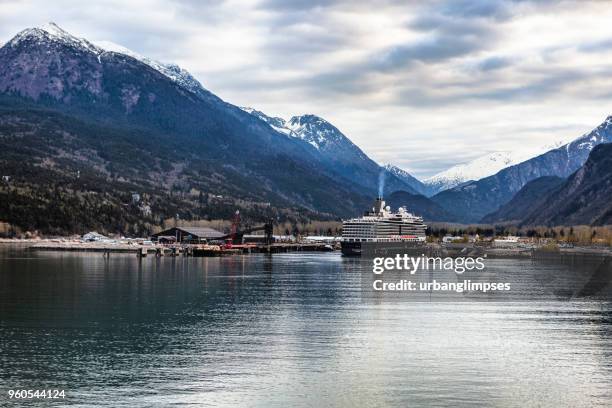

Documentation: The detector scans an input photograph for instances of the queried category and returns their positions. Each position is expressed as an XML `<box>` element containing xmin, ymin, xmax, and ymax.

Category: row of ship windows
<box><xmin>343</xmin><ymin>229</ymin><xmax>426</xmax><ymax>234</ymax></box>
<box><xmin>343</xmin><ymin>238</ymin><xmax>423</xmax><ymax>242</ymax></box>
<box><xmin>344</xmin><ymin>229</ymin><xmax>422</xmax><ymax>234</ymax></box>
<box><xmin>343</xmin><ymin>225</ymin><xmax>423</xmax><ymax>228</ymax></box>
<box><xmin>343</xmin><ymin>235</ymin><xmax>425</xmax><ymax>238</ymax></box>
<box><xmin>343</xmin><ymin>234</ymin><xmax>424</xmax><ymax>236</ymax></box>
<box><xmin>343</xmin><ymin>225</ymin><xmax>426</xmax><ymax>228</ymax></box>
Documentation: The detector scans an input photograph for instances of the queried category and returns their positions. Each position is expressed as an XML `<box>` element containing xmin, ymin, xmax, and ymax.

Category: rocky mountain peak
<box><xmin>286</xmin><ymin>114</ymin><xmax>349</xmax><ymax>151</ymax></box>
<box><xmin>2</xmin><ymin>23</ymin><xmax>218</xmax><ymax>104</ymax></box>
<box><xmin>240</xmin><ymin>109</ymin><xmax>357</xmax><ymax>152</ymax></box>
<box><xmin>383</xmin><ymin>164</ymin><xmax>435</xmax><ymax>197</ymax></box>
<box><xmin>8</xmin><ymin>22</ymin><xmax>102</xmax><ymax>54</ymax></box>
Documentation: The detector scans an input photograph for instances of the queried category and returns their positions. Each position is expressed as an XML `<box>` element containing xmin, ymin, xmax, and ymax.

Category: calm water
<box><xmin>0</xmin><ymin>246</ymin><xmax>611</xmax><ymax>407</ymax></box>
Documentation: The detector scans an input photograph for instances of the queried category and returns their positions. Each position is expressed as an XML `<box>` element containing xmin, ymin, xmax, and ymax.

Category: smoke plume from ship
<box><xmin>378</xmin><ymin>169</ymin><xmax>386</xmax><ymax>198</ymax></box>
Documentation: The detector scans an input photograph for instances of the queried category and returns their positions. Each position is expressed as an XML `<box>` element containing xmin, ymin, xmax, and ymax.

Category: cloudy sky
<box><xmin>2</xmin><ymin>0</ymin><xmax>612</xmax><ymax>178</ymax></box>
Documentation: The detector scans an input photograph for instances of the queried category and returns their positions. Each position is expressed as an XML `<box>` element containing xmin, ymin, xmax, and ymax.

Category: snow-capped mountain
<box><xmin>7</xmin><ymin>22</ymin><xmax>101</xmax><ymax>54</ymax></box>
<box><xmin>93</xmin><ymin>39</ymin><xmax>219</xmax><ymax>103</ymax></box>
<box><xmin>432</xmin><ymin>115</ymin><xmax>612</xmax><ymax>223</ymax></box>
<box><xmin>285</xmin><ymin>115</ymin><xmax>369</xmax><ymax>155</ymax></box>
<box><xmin>241</xmin><ymin>107</ymin><xmax>419</xmax><ymax>195</ymax></box>
<box><xmin>0</xmin><ymin>22</ymin><xmax>379</xmax><ymax>219</ymax></box>
<box><xmin>425</xmin><ymin>151</ymin><xmax>527</xmax><ymax>192</ymax></box>
<box><xmin>5</xmin><ymin>22</ymin><xmax>218</xmax><ymax>103</ymax></box>
<box><xmin>240</xmin><ymin>107</ymin><xmax>372</xmax><ymax>160</ymax></box>
<box><xmin>424</xmin><ymin>137</ymin><xmax>573</xmax><ymax>192</ymax></box>
<box><xmin>2</xmin><ymin>22</ymin><xmax>417</xmax><ymax>202</ymax></box>
<box><xmin>242</xmin><ymin>107</ymin><xmax>370</xmax><ymax>156</ymax></box>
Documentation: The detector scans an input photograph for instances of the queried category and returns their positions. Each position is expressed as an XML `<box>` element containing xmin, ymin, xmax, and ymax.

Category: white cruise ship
<box><xmin>341</xmin><ymin>197</ymin><xmax>427</xmax><ymax>256</ymax></box>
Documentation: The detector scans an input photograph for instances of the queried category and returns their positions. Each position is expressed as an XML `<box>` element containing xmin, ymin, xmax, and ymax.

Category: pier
<box><xmin>11</xmin><ymin>239</ymin><xmax>612</xmax><ymax>259</ymax></box>
<box><xmin>26</xmin><ymin>240</ymin><xmax>335</xmax><ymax>256</ymax></box>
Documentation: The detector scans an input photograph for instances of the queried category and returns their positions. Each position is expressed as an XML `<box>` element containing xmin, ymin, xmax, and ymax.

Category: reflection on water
<box><xmin>0</xmin><ymin>247</ymin><xmax>611</xmax><ymax>407</ymax></box>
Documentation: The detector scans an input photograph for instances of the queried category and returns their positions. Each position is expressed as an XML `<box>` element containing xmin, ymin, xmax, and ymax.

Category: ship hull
<box><xmin>341</xmin><ymin>241</ymin><xmax>426</xmax><ymax>257</ymax></box>
<box><xmin>341</xmin><ymin>241</ymin><xmax>363</xmax><ymax>256</ymax></box>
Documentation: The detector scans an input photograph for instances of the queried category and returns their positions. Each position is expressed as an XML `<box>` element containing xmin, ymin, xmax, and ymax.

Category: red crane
<box><xmin>228</xmin><ymin>210</ymin><xmax>241</xmax><ymax>245</ymax></box>
<box><xmin>224</xmin><ymin>210</ymin><xmax>273</xmax><ymax>246</ymax></box>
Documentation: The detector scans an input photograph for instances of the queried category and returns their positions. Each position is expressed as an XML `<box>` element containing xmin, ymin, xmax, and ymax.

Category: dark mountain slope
<box><xmin>242</xmin><ymin>108</ymin><xmax>417</xmax><ymax>195</ymax></box>
<box><xmin>0</xmin><ymin>103</ymin><xmax>346</xmax><ymax>234</ymax></box>
<box><xmin>0</xmin><ymin>25</ymin><xmax>374</xmax><ymax>233</ymax></box>
<box><xmin>521</xmin><ymin>143</ymin><xmax>612</xmax><ymax>226</ymax></box>
<box><xmin>284</xmin><ymin>114</ymin><xmax>418</xmax><ymax>195</ymax></box>
<box><xmin>481</xmin><ymin>176</ymin><xmax>565</xmax><ymax>224</ymax></box>
<box><xmin>383</xmin><ymin>165</ymin><xmax>433</xmax><ymax>196</ymax></box>
<box><xmin>0</xmin><ymin>26</ymin><xmax>310</xmax><ymax>162</ymax></box>
<box><xmin>385</xmin><ymin>190</ymin><xmax>458</xmax><ymax>222</ymax></box>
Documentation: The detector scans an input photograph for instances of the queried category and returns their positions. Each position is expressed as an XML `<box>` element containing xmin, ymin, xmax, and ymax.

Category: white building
<box><xmin>493</xmin><ymin>236</ymin><xmax>520</xmax><ymax>247</ymax></box>
<box><xmin>82</xmin><ymin>231</ymin><xmax>109</xmax><ymax>242</ymax></box>
<box><xmin>303</xmin><ymin>236</ymin><xmax>341</xmax><ymax>243</ymax></box>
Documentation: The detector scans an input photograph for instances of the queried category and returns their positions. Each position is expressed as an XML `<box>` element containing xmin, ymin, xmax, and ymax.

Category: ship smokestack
<box><xmin>373</xmin><ymin>197</ymin><xmax>385</xmax><ymax>214</ymax></box>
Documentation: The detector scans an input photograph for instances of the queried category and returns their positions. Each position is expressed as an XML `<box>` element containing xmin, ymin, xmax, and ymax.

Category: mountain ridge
<box><xmin>521</xmin><ymin>143</ymin><xmax>612</xmax><ymax>226</ymax></box>
<box><xmin>1</xmin><ymin>22</ymin><xmax>609</xmax><ymax>233</ymax></box>
<box><xmin>425</xmin><ymin>151</ymin><xmax>526</xmax><ymax>192</ymax></box>
<box><xmin>240</xmin><ymin>107</ymin><xmax>419</xmax><ymax>196</ymax></box>
<box><xmin>431</xmin><ymin>116</ymin><xmax>612</xmax><ymax>223</ymax></box>
<box><xmin>0</xmin><ymin>23</ymin><xmax>376</xmax><ymax>234</ymax></box>
<box><xmin>480</xmin><ymin>176</ymin><xmax>566</xmax><ymax>224</ymax></box>
<box><xmin>383</xmin><ymin>164</ymin><xmax>435</xmax><ymax>196</ymax></box>
<box><xmin>424</xmin><ymin>138</ymin><xmax>571</xmax><ymax>193</ymax></box>
<box><xmin>385</xmin><ymin>190</ymin><xmax>459</xmax><ymax>222</ymax></box>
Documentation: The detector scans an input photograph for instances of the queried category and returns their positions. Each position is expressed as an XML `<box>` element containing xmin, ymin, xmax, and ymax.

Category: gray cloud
<box><xmin>439</xmin><ymin>0</ymin><xmax>513</xmax><ymax>20</ymax></box>
<box><xmin>258</xmin><ymin>0</ymin><xmax>337</xmax><ymax>11</ymax></box>
<box><xmin>263</xmin><ymin>22</ymin><xmax>355</xmax><ymax>59</ymax></box>
<box><xmin>379</xmin><ymin>35</ymin><xmax>480</xmax><ymax>67</ymax></box>
<box><xmin>578</xmin><ymin>38</ymin><xmax>612</xmax><ymax>53</ymax></box>
<box><xmin>386</xmin><ymin>14</ymin><xmax>499</xmax><ymax>67</ymax></box>
<box><xmin>477</xmin><ymin>56</ymin><xmax>513</xmax><ymax>71</ymax></box>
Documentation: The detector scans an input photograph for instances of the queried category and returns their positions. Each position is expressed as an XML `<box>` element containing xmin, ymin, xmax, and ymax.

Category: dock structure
<box><xmin>252</xmin><ymin>243</ymin><xmax>334</xmax><ymax>253</ymax></box>
<box><xmin>189</xmin><ymin>243</ymin><xmax>334</xmax><ymax>256</ymax></box>
<box><xmin>28</xmin><ymin>240</ymin><xmax>335</xmax><ymax>256</ymax></box>
<box><xmin>150</xmin><ymin>227</ymin><xmax>225</xmax><ymax>243</ymax></box>
<box><xmin>21</xmin><ymin>240</ymin><xmax>612</xmax><ymax>259</ymax></box>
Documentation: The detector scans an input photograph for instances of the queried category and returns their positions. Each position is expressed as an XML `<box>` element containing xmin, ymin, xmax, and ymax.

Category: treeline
<box><xmin>0</xmin><ymin>172</ymin><xmax>339</xmax><ymax>238</ymax></box>
<box><xmin>427</xmin><ymin>224</ymin><xmax>612</xmax><ymax>245</ymax></box>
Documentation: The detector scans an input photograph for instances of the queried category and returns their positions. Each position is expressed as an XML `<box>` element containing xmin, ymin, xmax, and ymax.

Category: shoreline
<box><xmin>1</xmin><ymin>239</ymin><xmax>611</xmax><ymax>258</ymax></box>
<box><xmin>0</xmin><ymin>239</ymin><xmax>334</xmax><ymax>256</ymax></box>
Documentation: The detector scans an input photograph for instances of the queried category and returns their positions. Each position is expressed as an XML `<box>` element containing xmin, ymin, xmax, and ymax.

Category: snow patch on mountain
<box><xmin>239</xmin><ymin>107</ymin><xmax>291</xmax><ymax>135</ymax></box>
<box><xmin>94</xmin><ymin>40</ymin><xmax>214</xmax><ymax>100</ymax></box>
<box><xmin>286</xmin><ymin>115</ymin><xmax>342</xmax><ymax>150</ymax></box>
<box><xmin>240</xmin><ymin>108</ymin><xmax>369</xmax><ymax>156</ymax></box>
<box><xmin>571</xmin><ymin>115</ymin><xmax>612</xmax><ymax>152</ymax></box>
<box><xmin>383</xmin><ymin>164</ymin><xmax>415</xmax><ymax>181</ymax></box>
<box><xmin>425</xmin><ymin>151</ymin><xmax>525</xmax><ymax>191</ymax></box>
